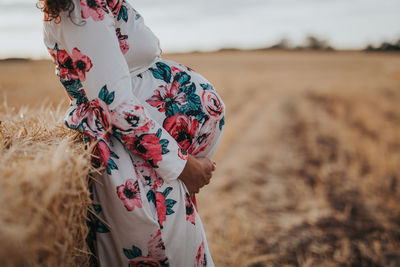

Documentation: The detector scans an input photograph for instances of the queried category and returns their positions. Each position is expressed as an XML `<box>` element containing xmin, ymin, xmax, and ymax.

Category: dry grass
<box><xmin>0</xmin><ymin>101</ymin><xmax>93</xmax><ymax>266</ymax></box>
<box><xmin>278</xmin><ymin>87</ymin><xmax>400</xmax><ymax>266</ymax></box>
<box><xmin>1</xmin><ymin>51</ymin><xmax>400</xmax><ymax>266</ymax></box>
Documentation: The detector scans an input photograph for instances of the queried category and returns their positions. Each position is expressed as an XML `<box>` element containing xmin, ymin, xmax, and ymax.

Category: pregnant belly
<box><xmin>131</xmin><ymin>59</ymin><xmax>226</xmax><ymax>158</ymax></box>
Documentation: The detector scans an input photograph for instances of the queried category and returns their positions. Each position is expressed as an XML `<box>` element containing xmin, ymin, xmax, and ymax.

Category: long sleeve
<box><xmin>44</xmin><ymin>1</ymin><xmax>188</xmax><ymax>182</ymax></box>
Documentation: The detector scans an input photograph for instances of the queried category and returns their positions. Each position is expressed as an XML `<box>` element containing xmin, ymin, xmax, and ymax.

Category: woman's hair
<box><xmin>37</xmin><ymin>0</ymin><xmax>75</xmax><ymax>23</ymax></box>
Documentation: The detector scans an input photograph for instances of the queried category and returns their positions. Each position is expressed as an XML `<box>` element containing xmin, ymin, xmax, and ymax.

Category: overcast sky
<box><xmin>0</xmin><ymin>0</ymin><xmax>399</xmax><ymax>58</ymax></box>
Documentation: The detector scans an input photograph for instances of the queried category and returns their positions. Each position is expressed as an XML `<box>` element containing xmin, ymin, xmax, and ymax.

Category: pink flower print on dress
<box><xmin>146</xmin><ymin>84</ymin><xmax>186</xmax><ymax>113</ymax></box>
<box><xmin>54</xmin><ymin>49</ymin><xmax>76</xmax><ymax>80</ymax></box>
<box><xmin>185</xmin><ymin>193</ymin><xmax>195</xmax><ymax>225</ymax></box>
<box><xmin>190</xmin><ymin>118</ymin><xmax>216</xmax><ymax>156</ymax></box>
<box><xmin>52</xmin><ymin>47</ymin><xmax>92</xmax><ymax>81</ymax></box>
<box><xmin>196</xmin><ymin>242</ymin><xmax>207</xmax><ymax>267</ymax></box>
<box><xmin>133</xmin><ymin>159</ymin><xmax>164</xmax><ymax>189</ymax></box>
<box><xmin>201</xmin><ymin>89</ymin><xmax>224</xmax><ymax>120</ymax></box>
<box><xmin>163</xmin><ymin>114</ymin><xmax>199</xmax><ymax>151</ymax></box>
<box><xmin>153</xmin><ymin>176</ymin><xmax>164</xmax><ymax>191</ymax></box>
<box><xmin>178</xmin><ymin>147</ymin><xmax>188</xmax><ymax>160</ymax></box>
<box><xmin>125</xmin><ymin>229</ymin><xmax>169</xmax><ymax>266</ymax></box>
<box><xmin>70</xmin><ymin>48</ymin><xmax>93</xmax><ymax>81</ymax></box>
<box><xmin>154</xmin><ymin>187</ymin><xmax>176</xmax><ymax>229</ymax></box>
<box><xmin>68</xmin><ymin>98</ymin><xmax>112</xmax><ymax>139</ymax></box>
<box><xmin>66</xmin><ymin>104</ymin><xmax>92</xmax><ymax>135</ymax></box>
<box><xmin>155</xmin><ymin>192</ymin><xmax>167</xmax><ymax>228</ymax></box>
<box><xmin>147</xmin><ymin>230</ymin><xmax>167</xmax><ymax>260</ymax></box>
<box><xmin>170</xmin><ymin>66</ymin><xmax>183</xmax><ymax>75</ymax></box>
<box><xmin>112</xmin><ymin>103</ymin><xmax>154</xmax><ymax>134</ymax></box>
<box><xmin>116</xmin><ymin>179</ymin><xmax>143</xmax><ymax>211</ymax></box>
<box><xmin>80</xmin><ymin>0</ymin><xmax>108</xmax><ymax>21</ymax></box>
<box><xmin>106</xmin><ymin>0</ymin><xmax>123</xmax><ymax>17</ymax></box>
<box><xmin>169</xmin><ymin>66</ymin><xmax>187</xmax><ymax>96</ymax></box>
<box><xmin>131</xmin><ymin>157</ymin><xmax>167</xmax><ymax>191</ymax></box>
<box><xmin>116</xmin><ymin>28</ymin><xmax>130</xmax><ymax>54</ymax></box>
<box><xmin>92</xmin><ymin>139</ymin><xmax>111</xmax><ymax>168</ymax></box>
<box><xmin>55</xmin><ymin>48</ymin><xmax>71</xmax><ymax>65</ymax></box>
<box><xmin>121</xmin><ymin>133</ymin><xmax>163</xmax><ymax>168</ymax></box>
<box><xmin>93</xmin><ymin>99</ymin><xmax>112</xmax><ymax>130</ymax></box>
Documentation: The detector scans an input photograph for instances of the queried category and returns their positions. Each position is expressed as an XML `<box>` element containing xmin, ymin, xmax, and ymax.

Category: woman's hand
<box><xmin>178</xmin><ymin>155</ymin><xmax>216</xmax><ymax>194</ymax></box>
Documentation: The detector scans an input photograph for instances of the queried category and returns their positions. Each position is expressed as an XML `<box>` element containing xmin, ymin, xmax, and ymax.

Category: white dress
<box><xmin>42</xmin><ymin>0</ymin><xmax>225</xmax><ymax>266</ymax></box>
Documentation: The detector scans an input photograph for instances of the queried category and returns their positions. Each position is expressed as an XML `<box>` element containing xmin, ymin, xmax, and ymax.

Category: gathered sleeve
<box><xmin>45</xmin><ymin>2</ymin><xmax>188</xmax><ymax>182</ymax></box>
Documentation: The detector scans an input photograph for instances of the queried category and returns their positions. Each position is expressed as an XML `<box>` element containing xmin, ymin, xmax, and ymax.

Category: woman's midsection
<box><xmin>131</xmin><ymin>59</ymin><xmax>226</xmax><ymax>158</ymax></box>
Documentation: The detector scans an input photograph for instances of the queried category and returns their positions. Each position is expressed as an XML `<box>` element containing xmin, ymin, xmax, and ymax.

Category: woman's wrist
<box><xmin>178</xmin><ymin>155</ymin><xmax>194</xmax><ymax>182</ymax></box>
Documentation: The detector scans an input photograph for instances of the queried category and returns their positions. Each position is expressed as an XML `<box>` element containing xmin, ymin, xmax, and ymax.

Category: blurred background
<box><xmin>1</xmin><ymin>0</ymin><xmax>400</xmax><ymax>266</ymax></box>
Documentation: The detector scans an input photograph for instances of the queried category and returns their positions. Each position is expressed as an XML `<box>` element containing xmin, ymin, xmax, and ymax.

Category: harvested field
<box><xmin>1</xmin><ymin>50</ymin><xmax>400</xmax><ymax>266</ymax></box>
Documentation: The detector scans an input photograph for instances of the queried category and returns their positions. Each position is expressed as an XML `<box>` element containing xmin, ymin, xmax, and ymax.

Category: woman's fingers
<box><xmin>206</xmin><ymin>158</ymin><xmax>214</xmax><ymax>172</ymax></box>
<box><xmin>189</xmin><ymin>184</ymin><xmax>200</xmax><ymax>195</ymax></box>
<box><xmin>211</xmin><ymin>161</ymin><xmax>216</xmax><ymax>171</ymax></box>
<box><xmin>179</xmin><ymin>156</ymin><xmax>218</xmax><ymax>195</ymax></box>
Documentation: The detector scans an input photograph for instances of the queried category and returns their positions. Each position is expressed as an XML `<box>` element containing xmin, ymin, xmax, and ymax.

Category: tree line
<box><xmin>365</xmin><ymin>39</ymin><xmax>400</xmax><ymax>52</ymax></box>
<box><xmin>265</xmin><ymin>36</ymin><xmax>400</xmax><ymax>52</ymax></box>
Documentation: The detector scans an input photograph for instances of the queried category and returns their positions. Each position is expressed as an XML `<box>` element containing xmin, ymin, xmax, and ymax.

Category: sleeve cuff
<box><xmin>155</xmin><ymin>149</ymin><xmax>188</xmax><ymax>183</ymax></box>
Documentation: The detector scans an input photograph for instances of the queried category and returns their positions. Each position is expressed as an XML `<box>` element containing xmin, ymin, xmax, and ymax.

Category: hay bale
<box><xmin>0</xmin><ymin>101</ymin><xmax>94</xmax><ymax>266</ymax></box>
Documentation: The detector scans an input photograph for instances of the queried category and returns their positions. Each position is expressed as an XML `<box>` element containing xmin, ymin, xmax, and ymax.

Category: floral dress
<box><xmin>42</xmin><ymin>0</ymin><xmax>225</xmax><ymax>266</ymax></box>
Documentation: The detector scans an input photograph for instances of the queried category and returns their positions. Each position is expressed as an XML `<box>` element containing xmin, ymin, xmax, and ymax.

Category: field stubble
<box><xmin>1</xmin><ymin>51</ymin><xmax>400</xmax><ymax>266</ymax></box>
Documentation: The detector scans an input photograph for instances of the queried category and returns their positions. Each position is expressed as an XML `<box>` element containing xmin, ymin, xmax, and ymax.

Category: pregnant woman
<box><xmin>40</xmin><ymin>0</ymin><xmax>225</xmax><ymax>266</ymax></box>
